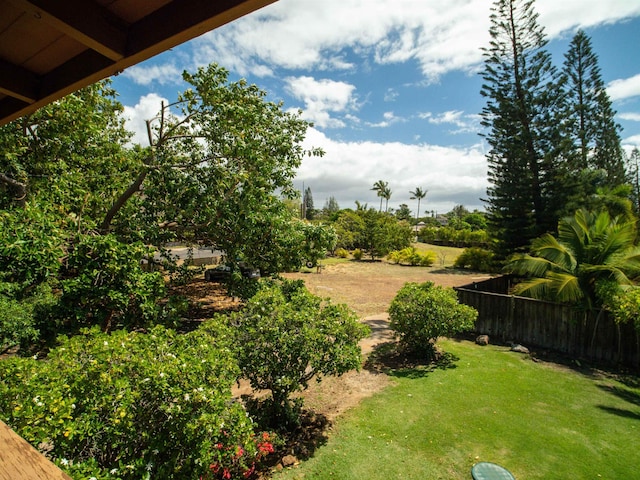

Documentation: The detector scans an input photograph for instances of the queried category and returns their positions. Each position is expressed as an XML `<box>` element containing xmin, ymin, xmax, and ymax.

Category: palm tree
<box><xmin>508</xmin><ymin>209</ymin><xmax>640</xmax><ymax>315</ymax></box>
<box><xmin>371</xmin><ymin>180</ymin><xmax>388</xmax><ymax>212</ymax></box>
<box><xmin>409</xmin><ymin>187</ymin><xmax>427</xmax><ymax>223</ymax></box>
<box><xmin>382</xmin><ymin>185</ymin><xmax>392</xmax><ymax>213</ymax></box>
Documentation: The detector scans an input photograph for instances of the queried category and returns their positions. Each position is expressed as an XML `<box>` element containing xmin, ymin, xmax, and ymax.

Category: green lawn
<box><xmin>274</xmin><ymin>339</ymin><xmax>639</xmax><ymax>479</ymax></box>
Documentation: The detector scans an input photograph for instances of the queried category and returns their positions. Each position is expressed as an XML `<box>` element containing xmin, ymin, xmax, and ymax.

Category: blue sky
<box><xmin>111</xmin><ymin>0</ymin><xmax>640</xmax><ymax>215</ymax></box>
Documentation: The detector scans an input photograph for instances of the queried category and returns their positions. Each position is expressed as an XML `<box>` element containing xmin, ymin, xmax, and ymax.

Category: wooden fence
<box><xmin>456</xmin><ymin>276</ymin><xmax>640</xmax><ymax>368</ymax></box>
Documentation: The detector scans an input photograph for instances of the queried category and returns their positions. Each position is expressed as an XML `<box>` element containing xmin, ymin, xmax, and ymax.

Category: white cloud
<box><xmin>122</xmin><ymin>93</ymin><xmax>169</xmax><ymax>146</ymax></box>
<box><xmin>367</xmin><ymin>111</ymin><xmax>404</xmax><ymax>128</ymax></box>
<box><xmin>191</xmin><ymin>0</ymin><xmax>640</xmax><ymax>82</ymax></box>
<box><xmin>536</xmin><ymin>0</ymin><xmax>640</xmax><ymax>37</ymax></box>
<box><xmin>608</xmin><ymin>74</ymin><xmax>640</xmax><ymax>102</ymax></box>
<box><xmin>122</xmin><ymin>63</ymin><xmax>182</xmax><ymax>86</ymax></box>
<box><xmin>298</xmin><ymin>128</ymin><xmax>487</xmax><ymax>213</ymax></box>
<box><xmin>285</xmin><ymin>76</ymin><xmax>358</xmax><ymax>128</ymax></box>
<box><xmin>619</xmin><ymin>112</ymin><xmax>640</xmax><ymax>122</ymax></box>
<box><xmin>623</xmin><ymin>135</ymin><xmax>640</xmax><ymax>149</ymax></box>
<box><xmin>420</xmin><ymin>110</ymin><xmax>480</xmax><ymax>134</ymax></box>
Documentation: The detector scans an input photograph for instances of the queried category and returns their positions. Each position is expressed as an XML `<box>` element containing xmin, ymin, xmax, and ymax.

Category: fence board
<box><xmin>456</xmin><ymin>278</ymin><xmax>640</xmax><ymax>368</ymax></box>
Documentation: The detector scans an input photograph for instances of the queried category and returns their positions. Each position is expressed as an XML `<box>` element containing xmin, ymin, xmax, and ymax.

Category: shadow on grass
<box><xmin>596</xmin><ymin>383</ymin><xmax>640</xmax><ymax>421</ymax></box>
<box><xmin>364</xmin><ymin>341</ymin><xmax>459</xmax><ymax>378</ymax></box>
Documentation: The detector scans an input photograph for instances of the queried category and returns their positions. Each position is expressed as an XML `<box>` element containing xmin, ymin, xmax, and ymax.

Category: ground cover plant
<box><xmin>273</xmin><ymin>339</ymin><xmax>640</xmax><ymax>480</ymax></box>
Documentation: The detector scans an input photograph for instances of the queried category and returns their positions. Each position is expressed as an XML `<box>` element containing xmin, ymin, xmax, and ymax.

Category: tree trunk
<box><xmin>100</xmin><ymin>168</ymin><xmax>148</xmax><ymax>233</ymax></box>
<box><xmin>0</xmin><ymin>173</ymin><xmax>27</xmax><ymax>207</ymax></box>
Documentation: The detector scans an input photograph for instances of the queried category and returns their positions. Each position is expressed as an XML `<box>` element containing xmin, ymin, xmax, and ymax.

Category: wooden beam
<box><xmin>39</xmin><ymin>49</ymin><xmax>114</xmax><ymax>97</ymax></box>
<box><xmin>128</xmin><ymin>0</ymin><xmax>276</xmax><ymax>56</ymax></box>
<box><xmin>0</xmin><ymin>0</ymin><xmax>278</xmax><ymax>126</ymax></box>
<box><xmin>8</xmin><ymin>0</ymin><xmax>127</xmax><ymax>60</ymax></box>
<box><xmin>0</xmin><ymin>421</ymin><xmax>72</xmax><ymax>480</ymax></box>
<box><xmin>0</xmin><ymin>59</ymin><xmax>39</xmax><ymax>103</ymax></box>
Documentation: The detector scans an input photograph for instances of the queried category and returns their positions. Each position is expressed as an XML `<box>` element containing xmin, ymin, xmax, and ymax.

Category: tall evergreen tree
<box><xmin>561</xmin><ymin>30</ymin><xmax>625</xmax><ymax>187</ymax></box>
<box><xmin>322</xmin><ymin>196</ymin><xmax>340</xmax><ymax>217</ymax></box>
<box><xmin>480</xmin><ymin>0</ymin><xmax>565</xmax><ymax>257</ymax></box>
<box><xmin>627</xmin><ymin>147</ymin><xmax>640</xmax><ymax>216</ymax></box>
<box><xmin>303</xmin><ymin>186</ymin><xmax>315</xmax><ymax>220</ymax></box>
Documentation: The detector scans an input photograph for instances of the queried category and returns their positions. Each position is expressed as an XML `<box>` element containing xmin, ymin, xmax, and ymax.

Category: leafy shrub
<box><xmin>0</xmin><ymin>296</ymin><xmax>38</xmax><ymax>352</ymax></box>
<box><xmin>419</xmin><ymin>251</ymin><xmax>436</xmax><ymax>266</ymax></box>
<box><xmin>386</xmin><ymin>247</ymin><xmax>435</xmax><ymax>266</ymax></box>
<box><xmin>0</xmin><ymin>283</ymin><xmax>57</xmax><ymax>353</ymax></box>
<box><xmin>352</xmin><ymin>248</ymin><xmax>363</xmax><ymax>260</ymax></box>
<box><xmin>454</xmin><ymin>247</ymin><xmax>495</xmax><ymax>272</ymax></box>
<box><xmin>228</xmin><ymin>279</ymin><xmax>370</xmax><ymax>427</ymax></box>
<box><xmin>0</xmin><ymin>323</ymin><xmax>270</xmax><ymax>479</ymax></box>
<box><xmin>388</xmin><ymin>282</ymin><xmax>477</xmax><ymax>358</ymax></box>
<box><xmin>0</xmin><ymin>205</ymin><xmax>66</xmax><ymax>290</ymax></box>
<box><xmin>56</xmin><ymin>234</ymin><xmax>168</xmax><ymax>333</ymax></box>
<box><xmin>335</xmin><ymin>247</ymin><xmax>349</xmax><ymax>258</ymax></box>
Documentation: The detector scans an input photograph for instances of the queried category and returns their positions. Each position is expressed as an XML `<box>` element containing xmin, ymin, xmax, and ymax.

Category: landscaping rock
<box><xmin>475</xmin><ymin>334</ymin><xmax>490</xmax><ymax>346</ymax></box>
<box><xmin>281</xmin><ymin>455</ymin><xmax>298</xmax><ymax>467</ymax></box>
<box><xmin>510</xmin><ymin>344</ymin><xmax>530</xmax><ymax>354</ymax></box>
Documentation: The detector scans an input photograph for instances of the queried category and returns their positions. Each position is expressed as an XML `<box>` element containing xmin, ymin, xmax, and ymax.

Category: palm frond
<box><xmin>507</xmin><ymin>254</ymin><xmax>553</xmax><ymax>277</ymax></box>
<box><xmin>546</xmin><ymin>271</ymin><xmax>583</xmax><ymax>303</ymax></box>
<box><xmin>513</xmin><ymin>276</ymin><xmax>553</xmax><ymax>299</ymax></box>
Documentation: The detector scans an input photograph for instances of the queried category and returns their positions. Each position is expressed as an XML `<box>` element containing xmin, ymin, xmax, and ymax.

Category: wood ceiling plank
<box><xmin>0</xmin><ymin>58</ymin><xmax>38</xmax><ymax>103</ymax></box>
<box><xmin>8</xmin><ymin>0</ymin><xmax>128</xmax><ymax>60</ymax></box>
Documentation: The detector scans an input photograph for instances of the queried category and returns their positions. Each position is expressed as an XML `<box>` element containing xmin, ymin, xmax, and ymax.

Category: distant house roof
<box><xmin>0</xmin><ymin>0</ymin><xmax>276</xmax><ymax>126</ymax></box>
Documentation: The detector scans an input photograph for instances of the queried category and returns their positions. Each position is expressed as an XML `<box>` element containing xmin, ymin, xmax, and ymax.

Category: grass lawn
<box><xmin>274</xmin><ymin>339</ymin><xmax>640</xmax><ymax>479</ymax></box>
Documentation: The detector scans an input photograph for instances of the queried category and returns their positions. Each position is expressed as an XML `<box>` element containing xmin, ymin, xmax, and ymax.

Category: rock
<box><xmin>510</xmin><ymin>344</ymin><xmax>530</xmax><ymax>354</ymax></box>
<box><xmin>281</xmin><ymin>455</ymin><xmax>298</xmax><ymax>467</ymax></box>
<box><xmin>475</xmin><ymin>335</ymin><xmax>490</xmax><ymax>346</ymax></box>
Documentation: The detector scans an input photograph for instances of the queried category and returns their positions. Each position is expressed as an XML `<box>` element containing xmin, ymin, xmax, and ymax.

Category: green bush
<box><xmin>0</xmin><ymin>295</ymin><xmax>38</xmax><ymax>352</ymax></box>
<box><xmin>335</xmin><ymin>247</ymin><xmax>349</xmax><ymax>258</ymax></box>
<box><xmin>352</xmin><ymin>248</ymin><xmax>363</xmax><ymax>260</ymax></box>
<box><xmin>386</xmin><ymin>247</ymin><xmax>435</xmax><ymax>266</ymax></box>
<box><xmin>56</xmin><ymin>234</ymin><xmax>168</xmax><ymax>333</ymax></box>
<box><xmin>229</xmin><ymin>279</ymin><xmax>369</xmax><ymax>427</ymax></box>
<box><xmin>454</xmin><ymin>247</ymin><xmax>495</xmax><ymax>272</ymax></box>
<box><xmin>388</xmin><ymin>282</ymin><xmax>477</xmax><ymax>358</ymax></box>
<box><xmin>0</xmin><ymin>283</ymin><xmax>57</xmax><ymax>353</ymax></box>
<box><xmin>0</xmin><ymin>323</ymin><xmax>272</xmax><ymax>479</ymax></box>
<box><xmin>419</xmin><ymin>251</ymin><xmax>436</xmax><ymax>266</ymax></box>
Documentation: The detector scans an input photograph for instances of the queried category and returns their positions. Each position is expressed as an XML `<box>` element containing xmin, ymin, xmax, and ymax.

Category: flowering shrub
<box><xmin>0</xmin><ymin>322</ymin><xmax>270</xmax><ymax>479</ymax></box>
<box><xmin>227</xmin><ymin>279</ymin><xmax>369</xmax><ymax>426</ymax></box>
<box><xmin>389</xmin><ymin>282</ymin><xmax>478</xmax><ymax>358</ymax></box>
<box><xmin>201</xmin><ymin>432</ymin><xmax>276</xmax><ymax>480</ymax></box>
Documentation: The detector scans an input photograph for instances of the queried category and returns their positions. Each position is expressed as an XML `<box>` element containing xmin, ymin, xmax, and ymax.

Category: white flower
<box><xmin>89</xmin><ymin>477</ymin><xmax>97</xmax><ymax>480</ymax></box>
<box><xmin>60</xmin><ymin>458</ymin><xmax>69</xmax><ymax>466</ymax></box>
<box><xmin>184</xmin><ymin>393</ymin><xmax>190</xmax><ymax>401</ymax></box>
<box><xmin>110</xmin><ymin>468</ymin><xmax>118</xmax><ymax>474</ymax></box>
<box><xmin>152</xmin><ymin>449</ymin><xmax>159</xmax><ymax>455</ymax></box>
<box><xmin>159</xmin><ymin>372</ymin><xmax>165</xmax><ymax>378</ymax></box>
<box><xmin>146</xmin><ymin>461</ymin><xmax>154</xmax><ymax>471</ymax></box>
<box><xmin>103</xmin><ymin>341</ymin><xmax>109</xmax><ymax>346</ymax></box>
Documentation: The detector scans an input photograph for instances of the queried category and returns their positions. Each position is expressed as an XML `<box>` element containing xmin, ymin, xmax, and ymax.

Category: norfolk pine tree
<box><xmin>561</xmin><ymin>30</ymin><xmax>626</xmax><ymax>189</ymax></box>
<box><xmin>481</xmin><ymin>0</ymin><xmax>566</xmax><ymax>257</ymax></box>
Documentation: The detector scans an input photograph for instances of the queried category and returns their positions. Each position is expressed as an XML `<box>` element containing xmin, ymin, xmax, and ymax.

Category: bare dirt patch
<box><xmin>177</xmin><ymin>262</ymin><xmax>486</xmax><ymax>420</ymax></box>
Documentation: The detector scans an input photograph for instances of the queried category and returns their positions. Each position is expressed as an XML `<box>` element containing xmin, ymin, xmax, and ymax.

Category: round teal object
<box><xmin>471</xmin><ymin>462</ymin><xmax>516</xmax><ymax>480</ymax></box>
